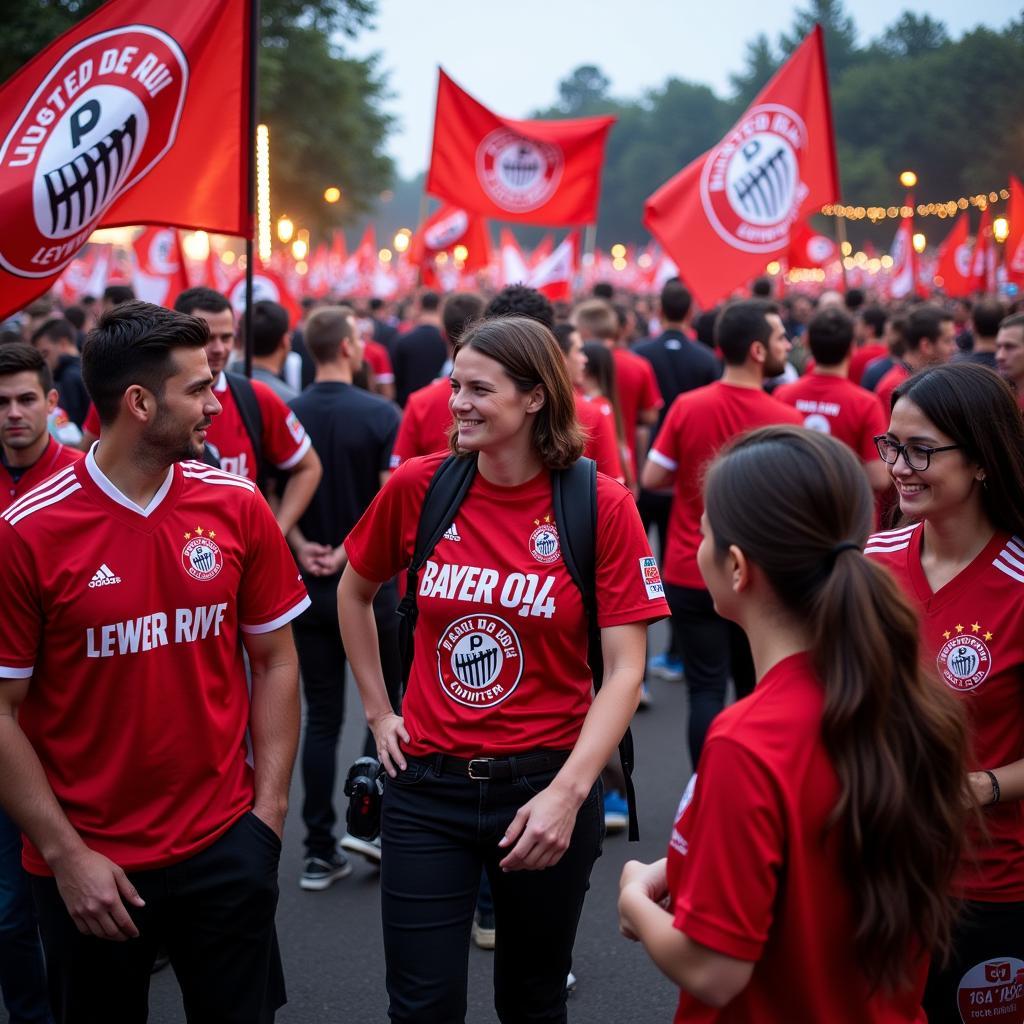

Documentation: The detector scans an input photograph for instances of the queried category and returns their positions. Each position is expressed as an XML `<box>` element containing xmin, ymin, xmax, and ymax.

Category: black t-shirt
<box><xmin>861</xmin><ymin>355</ymin><xmax>895</xmax><ymax>393</ymax></box>
<box><xmin>393</xmin><ymin>324</ymin><xmax>446</xmax><ymax>407</ymax></box>
<box><xmin>953</xmin><ymin>349</ymin><xmax>998</xmax><ymax>370</ymax></box>
<box><xmin>53</xmin><ymin>354</ymin><xmax>90</xmax><ymax>428</ymax></box>
<box><xmin>633</xmin><ymin>329</ymin><xmax>721</xmax><ymax>432</ymax></box>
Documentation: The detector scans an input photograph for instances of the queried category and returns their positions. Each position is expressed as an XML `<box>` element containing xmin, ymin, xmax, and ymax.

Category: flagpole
<box><xmin>582</xmin><ymin>223</ymin><xmax>597</xmax><ymax>295</ymax></box>
<box><xmin>834</xmin><ymin>213</ymin><xmax>849</xmax><ymax>292</ymax></box>
<box><xmin>243</xmin><ymin>0</ymin><xmax>260</xmax><ymax>379</ymax></box>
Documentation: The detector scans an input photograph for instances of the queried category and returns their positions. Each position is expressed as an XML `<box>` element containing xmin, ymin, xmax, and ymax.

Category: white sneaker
<box><xmin>339</xmin><ymin>833</ymin><xmax>382</xmax><ymax>864</ymax></box>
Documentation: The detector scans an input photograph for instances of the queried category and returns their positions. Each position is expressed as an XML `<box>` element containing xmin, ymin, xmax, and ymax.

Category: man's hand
<box><xmin>52</xmin><ymin>846</ymin><xmax>145</xmax><ymax>941</ymax></box>
<box><xmin>251</xmin><ymin>803</ymin><xmax>286</xmax><ymax>840</ymax></box>
<box><xmin>293</xmin><ymin>538</ymin><xmax>334</xmax><ymax>577</ymax></box>
<box><xmin>618</xmin><ymin>858</ymin><xmax>669</xmax><ymax>940</ymax></box>
<box><xmin>316</xmin><ymin>545</ymin><xmax>348</xmax><ymax>577</ymax></box>
<box><xmin>498</xmin><ymin>782</ymin><xmax>584</xmax><ymax>872</ymax></box>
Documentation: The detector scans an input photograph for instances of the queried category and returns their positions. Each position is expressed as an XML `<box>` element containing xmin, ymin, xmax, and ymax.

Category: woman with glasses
<box><xmin>867</xmin><ymin>362</ymin><xmax>1024</xmax><ymax>1023</ymax></box>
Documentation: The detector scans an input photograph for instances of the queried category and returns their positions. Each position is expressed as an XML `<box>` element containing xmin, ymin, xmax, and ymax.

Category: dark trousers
<box><xmin>638</xmin><ymin>490</ymin><xmax>680</xmax><ymax>658</ymax></box>
<box><xmin>923</xmin><ymin>899</ymin><xmax>1024</xmax><ymax>1024</ymax></box>
<box><xmin>294</xmin><ymin>578</ymin><xmax>403</xmax><ymax>858</ymax></box>
<box><xmin>31</xmin><ymin>812</ymin><xmax>285</xmax><ymax>1024</ymax></box>
<box><xmin>664</xmin><ymin>584</ymin><xmax>755</xmax><ymax>766</ymax></box>
<box><xmin>381</xmin><ymin>757</ymin><xmax>604</xmax><ymax>1024</ymax></box>
<box><xmin>0</xmin><ymin>808</ymin><xmax>52</xmax><ymax>1024</ymax></box>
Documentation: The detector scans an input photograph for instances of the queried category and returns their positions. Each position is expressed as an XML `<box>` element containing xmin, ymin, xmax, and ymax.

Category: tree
<box><xmin>555</xmin><ymin>65</ymin><xmax>612</xmax><ymax>115</ymax></box>
<box><xmin>875</xmin><ymin>12</ymin><xmax>950</xmax><ymax>58</ymax></box>
<box><xmin>728</xmin><ymin>34</ymin><xmax>779</xmax><ymax>107</ymax></box>
<box><xmin>779</xmin><ymin>0</ymin><xmax>860</xmax><ymax>78</ymax></box>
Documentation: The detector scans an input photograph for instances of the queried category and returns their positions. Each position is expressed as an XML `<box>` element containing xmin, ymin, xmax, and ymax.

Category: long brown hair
<box><xmin>703</xmin><ymin>426</ymin><xmax>969</xmax><ymax>992</ymax></box>
<box><xmin>451</xmin><ymin>315</ymin><xmax>584</xmax><ymax>469</ymax></box>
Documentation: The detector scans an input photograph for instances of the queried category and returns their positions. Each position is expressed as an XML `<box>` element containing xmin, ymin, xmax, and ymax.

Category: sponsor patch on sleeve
<box><xmin>639</xmin><ymin>556</ymin><xmax>664</xmax><ymax>600</ymax></box>
<box><xmin>285</xmin><ymin>411</ymin><xmax>306</xmax><ymax>444</ymax></box>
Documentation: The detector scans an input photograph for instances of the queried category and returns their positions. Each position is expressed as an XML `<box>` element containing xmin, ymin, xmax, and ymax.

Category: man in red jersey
<box><xmin>641</xmin><ymin>301</ymin><xmax>803</xmax><ymax>764</ymax></box>
<box><xmin>848</xmin><ymin>304</ymin><xmax>888</xmax><ymax>386</ymax></box>
<box><xmin>774</xmin><ymin>307</ymin><xmax>889</xmax><ymax>492</ymax></box>
<box><xmin>875</xmin><ymin>305</ymin><xmax>956</xmax><ymax>414</ymax></box>
<box><xmin>0</xmin><ymin>303</ymin><xmax>309</xmax><ymax>1023</ymax></box>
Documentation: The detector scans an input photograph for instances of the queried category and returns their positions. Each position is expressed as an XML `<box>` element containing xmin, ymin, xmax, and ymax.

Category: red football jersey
<box><xmin>866</xmin><ymin>522</ymin><xmax>1024</xmax><ymax>900</ymax></box>
<box><xmin>390</xmin><ymin>378</ymin><xmax>452</xmax><ymax>468</ymax></box>
<box><xmin>612</xmin><ymin>347</ymin><xmax>662</xmax><ymax>475</ymax></box>
<box><xmin>875</xmin><ymin>363</ymin><xmax>911</xmax><ymax>417</ymax></box>
<box><xmin>667</xmin><ymin>652</ymin><xmax>927</xmax><ymax>1023</ymax></box>
<box><xmin>849</xmin><ymin>343</ymin><xmax>888</xmax><ymax>386</ymax></box>
<box><xmin>576</xmin><ymin>393</ymin><xmax>625</xmax><ymax>483</ymax></box>
<box><xmin>649</xmin><ymin>382</ymin><xmax>804</xmax><ymax>588</ymax></box>
<box><xmin>364</xmin><ymin>339</ymin><xmax>395</xmax><ymax>385</ymax></box>
<box><xmin>0</xmin><ymin>451</ymin><xmax>309</xmax><ymax>874</ymax></box>
<box><xmin>344</xmin><ymin>453</ymin><xmax>668</xmax><ymax>757</ymax></box>
<box><xmin>773</xmin><ymin>372</ymin><xmax>886</xmax><ymax>462</ymax></box>
<box><xmin>0</xmin><ymin>438</ymin><xmax>82</xmax><ymax>509</ymax></box>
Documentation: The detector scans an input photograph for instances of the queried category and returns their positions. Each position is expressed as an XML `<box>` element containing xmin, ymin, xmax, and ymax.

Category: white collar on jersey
<box><xmin>214</xmin><ymin>370</ymin><xmax>228</xmax><ymax>393</ymax></box>
<box><xmin>85</xmin><ymin>442</ymin><xmax>175</xmax><ymax>518</ymax></box>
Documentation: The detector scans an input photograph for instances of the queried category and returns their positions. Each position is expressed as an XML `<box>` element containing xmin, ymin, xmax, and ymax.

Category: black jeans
<box><xmin>31</xmin><ymin>812</ymin><xmax>285</xmax><ymax>1024</ymax></box>
<box><xmin>923</xmin><ymin>899</ymin><xmax>1024</xmax><ymax>1024</ymax></box>
<box><xmin>664</xmin><ymin>584</ymin><xmax>754</xmax><ymax>766</ymax></box>
<box><xmin>380</xmin><ymin>756</ymin><xmax>604</xmax><ymax>1024</ymax></box>
<box><xmin>294</xmin><ymin>577</ymin><xmax>403</xmax><ymax>858</ymax></box>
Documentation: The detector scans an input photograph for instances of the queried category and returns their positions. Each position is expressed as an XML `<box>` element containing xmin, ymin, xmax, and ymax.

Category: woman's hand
<box><xmin>370</xmin><ymin>712</ymin><xmax>409</xmax><ymax>777</ymax></box>
<box><xmin>967</xmin><ymin>770</ymin><xmax>997</xmax><ymax>807</ymax></box>
<box><xmin>498</xmin><ymin>783</ymin><xmax>585</xmax><ymax>872</ymax></box>
<box><xmin>618</xmin><ymin>858</ymin><xmax>669</xmax><ymax>940</ymax></box>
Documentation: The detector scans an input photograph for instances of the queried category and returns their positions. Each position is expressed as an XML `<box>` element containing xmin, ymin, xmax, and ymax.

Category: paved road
<box><xmin>142</xmin><ymin>622</ymin><xmax>694</xmax><ymax>1023</ymax></box>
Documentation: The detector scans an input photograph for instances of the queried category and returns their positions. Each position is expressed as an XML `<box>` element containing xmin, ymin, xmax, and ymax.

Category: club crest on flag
<box><xmin>476</xmin><ymin>128</ymin><xmax>564</xmax><ymax>213</ymax></box>
<box><xmin>424</xmin><ymin>208</ymin><xmax>469</xmax><ymax>250</ymax></box>
<box><xmin>0</xmin><ymin>26</ymin><xmax>188</xmax><ymax>279</ymax></box>
<box><xmin>700</xmin><ymin>104</ymin><xmax>809</xmax><ymax>253</ymax></box>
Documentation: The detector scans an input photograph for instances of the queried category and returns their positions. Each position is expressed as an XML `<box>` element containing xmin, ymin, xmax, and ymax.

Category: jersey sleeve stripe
<box><xmin>180</xmin><ymin>466</ymin><xmax>256</xmax><ymax>488</ymax></box>
<box><xmin>0</xmin><ymin>665</ymin><xmax>33</xmax><ymax>678</ymax></box>
<box><xmin>275</xmin><ymin>434</ymin><xmax>311</xmax><ymax>471</ymax></box>
<box><xmin>993</xmin><ymin>558</ymin><xmax>1024</xmax><ymax>585</ymax></box>
<box><xmin>1</xmin><ymin>465</ymin><xmax>77</xmax><ymax>519</ymax></box>
<box><xmin>240</xmin><ymin>595</ymin><xmax>312</xmax><ymax>634</ymax></box>
<box><xmin>997</xmin><ymin>547</ymin><xmax>1024</xmax><ymax>574</ymax></box>
<box><xmin>181</xmin><ymin>471</ymin><xmax>256</xmax><ymax>492</ymax></box>
<box><xmin>864</xmin><ymin>540</ymin><xmax>911</xmax><ymax>554</ymax></box>
<box><xmin>869</xmin><ymin>524</ymin><xmax>918</xmax><ymax>541</ymax></box>
<box><xmin>1006</xmin><ymin>537</ymin><xmax>1024</xmax><ymax>560</ymax></box>
<box><xmin>648</xmin><ymin>448</ymin><xmax>678</xmax><ymax>472</ymax></box>
<box><xmin>4</xmin><ymin>482</ymin><xmax>82</xmax><ymax>526</ymax></box>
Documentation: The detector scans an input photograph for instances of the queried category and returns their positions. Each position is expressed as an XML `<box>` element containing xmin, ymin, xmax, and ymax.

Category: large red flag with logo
<box><xmin>408</xmin><ymin>204</ymin><xmax>491</xmax><ymax>273</ymax></box>
<box><xmin>935</xmin><ymin>213</ymin><xmax>973</xmax><ymax>298</ymax></box>
<box><xmin>644</xmin><ymin>26</ymin><xmax>839</xmax><ymax>307</ymax></box>
<box><xmin>786</xmin><ymin>218</ymin><xmax>837</xmax><ymax>268</ymax></box>
<box><xmin>426</xmin><ymin>69</ymin><xmax>614</xmax><ymax>226</ymax></box>
<box><xmin>1006</xmin><ymin>175</ymin><xmax>1024</xmax><ymax>288</ymax></box>
<box><xmin>226</xmin><ymin>265</ymin><xmax>301</xmax><ymax>325</ymax></box>
<box><xmin>131</xmin><ymin>226</ymin><xmax>190</xmax><ymax>306</ymax></box>
<box><xmin>0</xmin><ymin>0</ymin><xmax>251</xmax><ymax>319</ymax></box>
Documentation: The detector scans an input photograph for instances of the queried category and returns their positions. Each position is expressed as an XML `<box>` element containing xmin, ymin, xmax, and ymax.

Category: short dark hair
<box><xmin>174</xmin><ymin>287</ymin><xmax>232</xmax><ymax>317</ymax></box>
<box><xmin>751</xmin><ymin>277</ymin><xmax>773</xmax><ymax>298</ymax></box>
<box><xmin>103</xmin><ymin>284</ymin><xmax>135</xmax><ymax>306</ymax></box>
<box><xmin>369</xmin><ymin>297</ymin><xmax>385</xmax><ymax>313</ymax></box>
<box><xmin>442</xmin><ymin>293</ymin><xmax>485</xmax><ymax>346</ymax></box>
<box><xmin>31</xmin><ymin>317</ymin><xmax>76</xmax><ymax>347</ymax></box>
<box><xmin>304</xmin><ymin>306</ymin><xmax>355</xmax><ymax>365</ymax></box>
<box><xmin>64</xmin><ymin>305</ymin><xmax>85</xmax><ymax>331</ymax></box>
<box><xmin>862</xmin><ymin>305</ymin><xmax>887</xmax><ymax>339</ymax></box>
<box><xmin>660</xmin><ymin>281</ymin><xmax>692</xmax><ymax>323</ymax></box>
<box><xmin>715</xmin><ymin>300</ymin><xmax>778</xmax><ymax>366</ymax></box>
<box><xmin>972</xmin><ymin>298</ymin><xmax>1006</xmax><ymax>339</ymax></box>
<box><xmin>905</xmin><ymin>305</ymin><xmax>952</xmax><ymax>351</ymax></box>
<box><xmin>552</xmin><ymin>322</ymin><xmax>577</xmax><ymax>355</ymax></box>
<box><xmin>1001</xmin><ymin>312</ymin><xmax>1024</xmax><ymax>334</ymax></box>
<box><xmin>694</xmin><ymin>309</ymin><xmax>719</xmax><ymax>349</ymax></box>
<box><xmin>419</xmin><ymin>290</ymin><xmax>440</xmax><ymax>312</ymax></box>
<box><xmin>82</xmin><ymin>301</ymin><xmax>210</xmax><ymax>425</ymax></box>
<box><xmin>806</xmin><ymin>307</ymin><xmax>855</xmax><ymax>366</ymax></box>
<box><xmin>485</xmin><ymin>285</ymin><xmax>555</xmax><ymax>330</ymax></box>
<box><xmin>844</xmin><ymin>288</ymin><xmax>866</xmax><ymax>312</ymax></box>
<box><xmin>592</xmin><ymin>282</ymin><xmax>614</xmax><ymax>300</ymax></box>
<box><xmin>241</xmin><ymin>300</ymin><xmax>290</xmax><ymax>357</ymax></box>
<box><xmin>0</xmin><ymin>343</ymin><xmax>53</xmax><ymax>393</ymax></box>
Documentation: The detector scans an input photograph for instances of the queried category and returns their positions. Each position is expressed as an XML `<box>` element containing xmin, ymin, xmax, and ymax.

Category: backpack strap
<box><xmin>554</xmin><ymin>458</ymin><xmax>640</xmax><ymax>842</ymax></box>
<box><xmin>224</xmin><ymin>371</ymin><xmax>265</xmax><ymax>488</ymax></box>
<box><xmin>396</xmin><ymin>455</ymin><xmax>477</xmax><ymax>683</ymax></box>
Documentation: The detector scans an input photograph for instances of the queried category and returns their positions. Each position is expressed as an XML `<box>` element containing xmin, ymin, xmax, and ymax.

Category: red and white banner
<box><xmin>968</xmin><ymin>206</ymin><xmax>996</xmax><ymax>294</ymax></box>
<box><xmin>1007</xmin><ymin>175</ymin><xmax>1024</xmax><ymax>288</ymax></box>
<box><xmin>935</xmin><ymin>212</ymin><xmax>973</xmax><ymax>298</ymax></box>
<box><xmin>131</xmin><ymin>226</ymin><xmax>189</xmax><ymax>306</ymax></box>
<box><xmin>643</xmin><ymin>26</ymin><xmax>839</xmax><ymax>307</ymax></box>
<box><xmin>786</xmin><ymin>218</ymin><xmax>837</xmax><ymax>268</ymax></box>
<box><xmin>0</xmin><ymin>0</ymin><xmax>252</xmax><ymax>319</ymax></box>
<box><xmin>499</xmin><ymin>228</ymin><xmax>530</xmax><ymax>286</ymax></box>
<box><xmin>409</xmin><ymin>204</ymin><xmax>491</xmax><ymax>289</ymax></box>
<box><xmin>226</xmin><ymin>265</ymin><xmax>300</xmax><ymax>324</ymax></box>
<box><xmin>426</xmin><ymin>69</ymin><xmax>614</xmax><ymax>226</ymax></box>
<box><xmin>530</xmin><ymin>231</ymin><xmax>578</xmax><ymax>301</ymax></box>
<box><xmin>888</xmin><ymin>198</ymin><xmax>919</xmax><ymax>300</ymax></box>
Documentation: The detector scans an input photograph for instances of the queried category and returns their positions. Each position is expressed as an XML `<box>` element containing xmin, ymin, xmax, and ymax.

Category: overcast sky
<box><xmin>346</xmin><ymin>0</ymin><xmax>1018</xmax><ymax>179</ymax></box>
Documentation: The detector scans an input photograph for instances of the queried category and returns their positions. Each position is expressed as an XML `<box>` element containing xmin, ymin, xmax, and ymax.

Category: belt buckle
<box><xmin>467</xmin><ymin>758</ymin><xmax>491</xmax><ymax>780</ymax></box>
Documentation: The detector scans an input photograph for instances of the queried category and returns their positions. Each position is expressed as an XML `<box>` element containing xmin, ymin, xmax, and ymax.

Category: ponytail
<box><xmin>704</xmin><ymin>426</ymin><xmax>969</xmax><ymax>992</ymax></box>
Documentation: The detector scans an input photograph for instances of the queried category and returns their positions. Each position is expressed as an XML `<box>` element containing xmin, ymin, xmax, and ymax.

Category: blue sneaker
<box><xmin>649</xmin><ymin>652</ymin><xmax>684</xmax><ymax>682</ymax></box>
<box><xmin>603</xmin><ymin>790</ymin><xmax>629</xmax><ymax>833</ymax></box>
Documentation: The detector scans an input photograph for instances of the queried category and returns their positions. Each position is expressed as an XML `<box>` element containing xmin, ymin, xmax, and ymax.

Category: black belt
<box><xmin>417</xmin><ymin>750</ymin><xmax>571</xmax><ymax>781</ymax></box>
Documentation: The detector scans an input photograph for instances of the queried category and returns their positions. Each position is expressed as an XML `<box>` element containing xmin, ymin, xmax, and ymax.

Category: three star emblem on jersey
<box><xmin>181</xmin><ymin>525</ymin><xmax>223</xmax><ymax>582</ymax></box>
<box><xmin>529</xmin><ymin>516</ymin><xmax>560</xmax><ymax>564</ymax></box>
<box><xmin>937</xmin><ymin>622</ymin><xmax>993</xmax><ymax>692</ymax></box>
<box><xmin>437</xmin><ymin>613</ymin><xmax>523</xmax><ymax>709</ymax></box>
<box><xmin>0</xmin><ymin>26</ymin><xmax>188</xmax><ymax>279</ymax></box>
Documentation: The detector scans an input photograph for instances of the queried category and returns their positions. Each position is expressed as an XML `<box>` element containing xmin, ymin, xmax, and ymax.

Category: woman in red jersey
<box><xmin>866</xmin><ymin>362</ymin><xmax>1024</xmax><ymax>1023</ymax></box>
<box><xmin>339</xmin><ymin>315</ymin><xmax>668</xmax><ymax>1024</ymax></box>
<box><xmin>619</xmin><ymin>425</ymin><xmax>970</xmax><ymax>1023</ymax></box>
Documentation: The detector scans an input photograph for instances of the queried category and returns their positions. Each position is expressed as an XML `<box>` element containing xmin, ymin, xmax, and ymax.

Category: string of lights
<box><xmin>822</xmin><ymin>188</ymin><xmax>1010</xmax><ymax>222</ymax></box>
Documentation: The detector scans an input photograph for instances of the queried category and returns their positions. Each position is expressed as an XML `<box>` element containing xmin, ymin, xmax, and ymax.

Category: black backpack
<box><xmin>224</xmin><ymin>371</ymin><xmax>265</xmax><ymax>488</ymax></box>
<box><xmin>395</xmin><ymin>453</ymin><xmax>639</xmax><ymax>840</ymax></box>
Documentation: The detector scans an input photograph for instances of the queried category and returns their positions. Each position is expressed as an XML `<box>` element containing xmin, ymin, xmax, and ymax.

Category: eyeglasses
<box><xmin>874</xmin><ymin>436</ymin><xmax>961</xmax><ymax>472</ymax></box>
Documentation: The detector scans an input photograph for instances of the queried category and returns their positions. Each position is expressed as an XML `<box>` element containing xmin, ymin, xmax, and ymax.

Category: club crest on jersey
<box><xmin>699</xmin><ymin>104</ymin><xmax>810</xmax><ymax>254</ymax></box>
<box><xmin>529</xmin><ymin>517</ymin><xmax>560</xmax><ymax>564</ymax></box>
<box><xmin>437</xmin><ymin>613</ymin><xmax>523</xmax><ymax>708</ymax></box>
<box><xmin>956</xmin><ymin>957</ymin><xmax>1024</xmax><ymax>1022</ymax></box>
<box><xmin>0</xmin><ymin>26</ymin><xmax>188</xmax><ymax>279</ymax></box>
<box><xmin>181</xmin><ymin>526</ymin><xmax>224</xmax><ymax>582</ymax></box>
<box><xmin>937</xmin><ymin>624</ymin><xmax>993</xmax><ymax>692</ymax></box>
<box><xmin>476</xmin><ymin>128</ymin><xmax>563</xmax><ymax>213</ymax></box>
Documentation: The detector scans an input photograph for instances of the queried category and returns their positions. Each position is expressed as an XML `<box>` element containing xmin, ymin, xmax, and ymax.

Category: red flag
<box><xmin>888</xmin><ymin>198</ymin><xmax>919</xmax><ymax>300</ymax></box>
<box><xmin>226</xmin><ymin>265</ymin><xmax>300</xmax><ymax>325</ymax></box>
<box><xmin>529</xmin><ymin>234</ymin><xmax>554</xmax><ymax>269</ymax></box>
<box><xmin>935</xmin><ymin>213</ymin><xmax>973</xmax><ymax>298</ymax></box>
<box><xmin>1007</xmin><ymin>175</ymin><xmax>1024</xmax><ymax>288</ymax></box>
<box><xmin>408</xmin><ymin>204</ymin><xmax>491</xmax><ymax>272</ymax></box>
<box><xmin>530</xmin><ymin>232</ymin><xmax>578</xmax><ymax>301</ymax></box>
<box><xmin>426</xmin><ymin>69</ymin><xmax>614</xmax><ymax>226</ymax></box>
<box><xmin>968</xmin><ymin>206</ymin><xmax>996</xmax><ymax>294</ymax></box>
<box><xmin>643</xmin><ymin>26</ymin><xmax>839</xmax><ymax>307</ymax></box>
<box><xmin>786</xmin><ymin>219</ymin><xmax>837</xmax><ymax>268</ymax></box>
<box><xmin>499</xmin><ymin>229</ymin><xmax>529</xmax><ymax>286</ymax></box>
<box><xmin>131</xmin><ymin>227</ymin><xmax>190</xmax><ymax>306</ymax></box>
<box><xmin>0</xmin><ymin>0</ymin><xmax>252</xmax><ymax>319</ymax></box>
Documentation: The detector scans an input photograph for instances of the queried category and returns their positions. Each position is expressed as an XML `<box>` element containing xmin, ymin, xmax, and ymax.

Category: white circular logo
<box><xmin>806</xmin><ymin>235</ymin><xmax>835</xmax><ymax>264</ymax></box>
<box><xmin>424</xmin><ymin>209</ymin><xmax>468</xmax><ymax>250</ymax></box>
<box><xmin>937</xmin><ymin>634</ymin><xmax>991</xmax><ymax>692</ymax></box>
<box><xmin>699</xmin><ymin>105</ymin><xmax>809</xmax><ymax>254</ymax></box>
<box><xmin>182</xmin><ymin>536</ymin><xmax>224</xmax><ymax>582</ymax></box>
<box><xmin>146</xmin><ymin>228</ymin><xmax>180</xmax><ymax>274</ymax></box>
<box><xmin>230</xmin><ymin>274</ymin><xmax>281</xmax><ymax>314</ymax></box>
<box><xmin>436</xmin><ymin>613</ymin><xmax>523</xmax><ymax>709</ymax></box>
<box><xmin>802</xmin><ymin>413</ymin><xmax>832</xmax><ymax>434</ymax></box>
<box><xmin>529</xmin><ymin>523</ymin><xmax>560</xmax><ymax>564</ymax></box>
<box><xmin>954</xmin><ymin>242</ymin><xmax>973</xmax><ymax>278</ymax></box>
<box><xmin>476</xmin><ymin>128</ymin><xmax>564</xmax><ymax>213</ymax></box>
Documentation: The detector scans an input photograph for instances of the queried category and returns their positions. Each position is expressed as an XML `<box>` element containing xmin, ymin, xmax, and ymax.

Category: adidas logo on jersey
<box><xmin>443</xmin><ymin>522</ymin><xmax>461</xmax><ymax>542</ymax></box>
<box><xmin>88</xmin><ymin>563</ymin><xmax>122</xmax><ymax>588</ymax></box>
